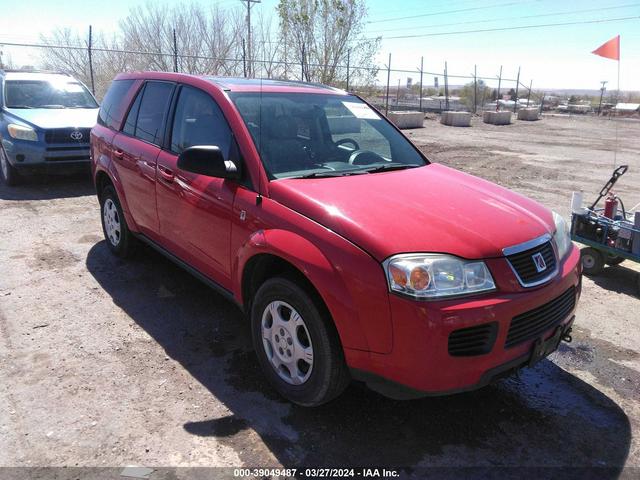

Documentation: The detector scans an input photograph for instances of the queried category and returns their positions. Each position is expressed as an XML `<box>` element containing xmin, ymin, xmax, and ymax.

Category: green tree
<box><xmin>459</xmin><ymin>79</ymin><xmax>492</xmax><ymax>110</ymax></box>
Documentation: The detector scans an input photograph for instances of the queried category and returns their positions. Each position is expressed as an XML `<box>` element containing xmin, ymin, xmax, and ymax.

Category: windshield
<box><xmin>229</xmin><ymin>93</ymin><xmax>427</xmax><ymax>179</ymax></box>
<box><xmin>5</xmin><ymin>79</ymin><xmax>98</xmax><ymax>109</ymax></box>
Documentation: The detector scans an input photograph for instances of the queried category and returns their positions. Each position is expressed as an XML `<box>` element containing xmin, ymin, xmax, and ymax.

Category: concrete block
<box><xmin>440</xmin><ymin>111</ymin><xmax>472</xmax><ymax>127</ymax></box>
<box><xmin>482</xmin><ymin>111</ymin><xmax>512</xmax><ymax>125</ymax></box>
<box><xmin>517</xmin><ymin>108</ymin><xmax>540</xmax><ymax>121</ymax></box>
<box><xmin>387</xmin><ymin>111</ymin><xmax>424</xmax><ymax>129</ymax></box>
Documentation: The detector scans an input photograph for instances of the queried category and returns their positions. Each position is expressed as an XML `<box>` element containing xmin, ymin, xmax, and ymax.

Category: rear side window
<box><xmin>170</xmin><ymin>86</ymin><xmax>231</xmax><ymax>157</ymax></box>
<box><xmin>122</xmin><ymin>87</ymin><xmax>143</xmax><ymax>136</ymax></box>
<box><xmin>133</xmin><ymin>82</ymin><xmax>174</xmax><ymax>145</ymax></box>
<box><xmin>98</xmin><ymin>79</ymin><xmax>135</xmax><ymax>129</ymax></box>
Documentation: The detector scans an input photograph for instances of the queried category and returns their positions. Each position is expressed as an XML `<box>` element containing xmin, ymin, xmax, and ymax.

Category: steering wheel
<box><xmin>348</xmin><ymin>150</ymin><xmax>386</xmax><ymax>165</ymax></box>
<box><xmin>334</xmin><ymin>138</ymin><xmax>360</xmax><ymax>151</ymax></box>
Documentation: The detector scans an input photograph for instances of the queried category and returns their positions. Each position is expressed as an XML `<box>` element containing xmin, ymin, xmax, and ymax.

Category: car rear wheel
<box><xmin>0</xmin><ymin>145</ymin><xmax>20</xmax><ymax>186</ymax></box>
<box><xmin>251</xmin><ymin>277</ymin><xmax>350</xmax><ymax>406</ymax></box>
<box><xmin>100</xmin><ymin>185</ymin><xmax>136</xmax><ymax>258</ymax></box>
<box><xmin>581</xmin><ymin>247</ymin><xmax>604</xmax><ymax>276</ymax></box>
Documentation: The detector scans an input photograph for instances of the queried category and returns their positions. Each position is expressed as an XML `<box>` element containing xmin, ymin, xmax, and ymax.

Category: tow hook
<box><xmin>562</xmin><ymin>327</ymin><xmax>573</xmax><ymax>343</ymax></box>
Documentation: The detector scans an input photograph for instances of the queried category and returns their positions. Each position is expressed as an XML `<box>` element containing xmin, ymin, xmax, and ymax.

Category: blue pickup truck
<box><xmin>0</xmin><ymin>70</ymin><xmax>99</xmax><ymax>185</ymax></box>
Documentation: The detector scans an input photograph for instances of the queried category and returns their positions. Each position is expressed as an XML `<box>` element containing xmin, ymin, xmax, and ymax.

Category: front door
<box><xmin>156</xmin><ymin>85</ymin><xmax>238</xmax><ymax>289</ymax></box>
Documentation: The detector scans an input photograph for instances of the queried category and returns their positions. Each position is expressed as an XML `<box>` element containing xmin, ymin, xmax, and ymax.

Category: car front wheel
<box><xmin>251</xmin><ymin>277</ymin><xmax>350</xmax><ymax>406</ymax></box>
<box><xmin>0</xmin><ymin>146</ymin><xmax>20</xmax><ymax>186</ymax></box>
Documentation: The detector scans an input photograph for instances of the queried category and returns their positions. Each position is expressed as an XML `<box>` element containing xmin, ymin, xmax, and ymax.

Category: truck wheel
<box><xmin>0</xmin><ymin>145</ymin><xmax>20</xmax><ymax>186</ymax></box>
<box><xmin>100</xmin><ymin>185</ymin><xmax>136</xmax><ymax>258</ymax></box>
<box><xmin>605</xmin><ymin>254</ymin><xmax>625</xmax><ymax>266</ymax></box>
<box><xmin>251</xmin><ymin>277</ymin><xmax>350</xmax><ymax>406</ymax></box>
<box><xmin>581</xmin><ymin>247</ymin><xmax>604</xmax><ymax>276</ymax></box>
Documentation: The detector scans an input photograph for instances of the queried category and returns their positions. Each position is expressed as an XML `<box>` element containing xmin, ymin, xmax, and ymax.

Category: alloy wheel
<box><xmin>261</xmin><ymin>300</ymin><xmax>314</xmax><ymax>385</ymax></box>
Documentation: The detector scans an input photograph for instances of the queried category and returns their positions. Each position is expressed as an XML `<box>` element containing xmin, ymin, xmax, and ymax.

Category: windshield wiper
<box><xmin>363</xmin><ymin>163</ymin><xmax>422</xmax><ymax>174</ymax></box>
<box><xmin>7</xmin><ymin>105</ymin><xmax>34</xmax><ymax>109</ymax></box>
<box><xmin>293</xmin><ymin>170</ymin><xmax>370</xmax><ymax>179</ymax></box>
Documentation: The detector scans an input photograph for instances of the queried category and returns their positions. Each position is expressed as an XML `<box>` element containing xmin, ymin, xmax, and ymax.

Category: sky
<box><xmin>0</xmin><ymin>0</ymin><xmax>638</xmax><ymax>92</ymax></box>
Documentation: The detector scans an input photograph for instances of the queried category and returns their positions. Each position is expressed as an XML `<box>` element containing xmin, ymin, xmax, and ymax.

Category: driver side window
<box><xmin>170</xmin><ymin>86</ymin><xmax>232</xmax><ymax>158</ymax></box>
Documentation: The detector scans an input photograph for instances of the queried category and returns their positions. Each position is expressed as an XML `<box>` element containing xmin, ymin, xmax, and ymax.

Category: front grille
<box><xmin>505</xmin><ymin>287</ymin><xmax>576</xmax><ymax>348</ymax></box>
<box><xmin>448</xmin><ymin>322</ymin><xmax>498</xmax><ymax>356</ymax></box>
<box><xmin>44</xmin><ymin>128</ymin><xmax>91</xmax><ymax>144</ymax></box>
<box><xmin>506</xmin><ymin>241</ymin><xmax>557</xmax><ymax>286</ymax></box>
<box><xmin>44</xmin><ymin>155</ymin><xmax>90</xmax><ymax>162</ymax></box>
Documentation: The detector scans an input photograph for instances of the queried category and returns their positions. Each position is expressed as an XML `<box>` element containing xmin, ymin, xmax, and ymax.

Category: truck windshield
<box><xmin>5</xmin><ymin>79</ymin><xmax>98</xmax><ymax>109</ymax></box>
<box><xmin>229</xmin><ymin>92</ymin><xmax>427</xmax><ymax>179</ymax></box>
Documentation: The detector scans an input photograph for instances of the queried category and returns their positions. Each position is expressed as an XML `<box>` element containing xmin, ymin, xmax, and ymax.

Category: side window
<box><xmin>97</xmin><ymin>79</ymin><xmax>135</xmax><ymax>129</ymax></box>
<box><xmin>134</xmin><ymin>81</ymin><xmax>174</xmax><ymax>145</ymax></box>
<box><xmin>122</xmin><ymin>86</ymin><xmax>143</xmax><ymax>136</ymax></box>
<box><xmin>170</xmin><ymin>86</ymin><xmax>232</xmax><ymax>157</ymax></box>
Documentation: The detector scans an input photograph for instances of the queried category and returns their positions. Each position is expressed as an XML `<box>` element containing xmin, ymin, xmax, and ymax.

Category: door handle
<box><xmin>158</xmin><ymin>165</ymin><xmax>175</xmax><ymax>182</ymax></box>
<box><xmin>113</xmin><ymin>149</ymin><xmax>124</xmax><ymax>159</ymax></box>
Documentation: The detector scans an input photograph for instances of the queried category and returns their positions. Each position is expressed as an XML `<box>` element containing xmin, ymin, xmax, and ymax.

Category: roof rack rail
<box><xmin>0</xmin><ymin>68</ymin><xmax>71</xmax><ymax>76</ymax></box>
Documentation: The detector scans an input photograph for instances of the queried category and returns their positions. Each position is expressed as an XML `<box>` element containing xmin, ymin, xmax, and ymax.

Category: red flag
<box><xmin>592</xmin><ymin>35</ymin><xmax>620</xmax><ymax>61</ymax></box>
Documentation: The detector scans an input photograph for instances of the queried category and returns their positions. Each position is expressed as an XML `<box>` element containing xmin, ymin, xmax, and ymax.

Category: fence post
<box><xmin>242</xmin><ymin>39</ymin><xmax>247</xmax><ymax>78</ymax></box>
<box><xmin>301</xmin><ymin>43</ymin><xmax>305</xmax><ymax>81</ymax></box>
<box><xmin>172</xmin><ymin>29</ymin><xmax>178</xmax><ymax>73</ymax></box>
<box><xmin>473</xmin><ymin>64</ymin><xmax>477</xmax><ymax>114</ymax></box>
<box><xmin>385</xmin><ymin>53</ymin><xmax>391</xmax><ymax>115</ymax></box>
<box><xmin>419</xmin><ymin>56</ymin><xmax>424</xmax><ymax>112</ymax></box>
<box><xmin>87</xmin><ymin>25</ymin><xmax>95</xmax><ymax>95</ymax></box>
<box><xmin>513</xmin><ymin>66</ymin><xmax>520</xmax><ymax>113</ymax></box>
<box><xmin>527</xmin><ymin>80</ymin><xmax>533</xmax><ymax>106</ymax></box>
<box><xmin>346</xmin><ymin>49</ymin><xmax>350</xmax><ymax>91</ymax></box>
<box><xmin>444</xmin><ymin>61</ymin><xmax>449</xmax><ymax>111</ymax></box>
<box><xmin>496</xmin><ymin>65</ymin><xmax>502</xmax><ymax>111</ymax></box>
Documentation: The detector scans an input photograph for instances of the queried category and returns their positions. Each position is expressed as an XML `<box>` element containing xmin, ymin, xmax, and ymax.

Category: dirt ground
<box><xmin>0</xmin><ymin>114</ymin><xmax>639</xmax><ymax>478</ymax></box>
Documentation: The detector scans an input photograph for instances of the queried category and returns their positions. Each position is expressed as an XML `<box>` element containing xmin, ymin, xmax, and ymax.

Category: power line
<box><xmin>368</xmin><ymin>2</ymin><xmax>640</xmax><ymax>34</ymax></box>
<box><xmin>373</xmin><ymin>15</ymin><xmax>640</xmax><ymax>40</ymax></box>
<box><xmin>367</xmin><ymin>0</ymin><xmax>532</xmax><ymax>24</ymax></box>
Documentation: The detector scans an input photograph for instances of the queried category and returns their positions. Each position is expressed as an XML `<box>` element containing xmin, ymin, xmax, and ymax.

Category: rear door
<box><xmin>111</xmin><ymin>81</ymin><xmax>175</xmax><ymax>239</ymax></box>
<box><xmin>155</xmin><ymin>84</ymin><xmax>238</xmax><ymax>289</ymax></box>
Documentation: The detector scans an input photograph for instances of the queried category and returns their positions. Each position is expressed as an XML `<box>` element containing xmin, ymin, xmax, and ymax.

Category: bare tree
<box><xmin>277</xmin><ymin>0</ymin><xmax>380</xmax><ymax>85</ymax></box>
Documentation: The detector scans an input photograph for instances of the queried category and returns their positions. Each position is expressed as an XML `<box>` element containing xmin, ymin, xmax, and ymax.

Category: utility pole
<box><xmin>444</xmin><ymin>61</ymin><xmax>449</xmax><ymax>111</ymax></box>
<box><xmin>88</xmin><ymin>25</ymin><xmax>95</xmax><ymax>94</ymax></box>
<box><xmin>473</xmin><ymin>64</ymin><xmax>477</xmax><ymax>114</ymax></box>
<box><xmin>346</xmin><ymin>49</ymin><xmax>350</xmax><ymax>91</ymax></box>
<box><xmin>242</xmin><ymin>0</ymin><xmax>261</xmax><ymax>78</ymax></box>
<box><xmin>526</xmin><ymin>80</ymin><xmax>533</xmax><ymax>106</ymax></box>
<box><xmin>385</xmin><ymin>53</ymin><xmax>391</xmax><ymax>115</ymax></box>
<box><xmin>597</xmin><ymin>80</ymin><xmax>608</xmax><ymax>115</ymax></box>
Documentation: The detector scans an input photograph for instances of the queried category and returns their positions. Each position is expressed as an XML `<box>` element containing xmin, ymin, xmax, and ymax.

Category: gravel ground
<box><xmin>0</xmin><ymin>114</ymin><xmax>638</xmax><ymax>478</ymax></box>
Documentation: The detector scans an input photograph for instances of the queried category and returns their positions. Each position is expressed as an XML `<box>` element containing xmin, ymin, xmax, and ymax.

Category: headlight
<box><xmin>383</xmin><ymin>254</ymin><xmax>496</xmax><ymax>299</ymax></box>
<box><xmin>552</xmin><ymin>211</ymin><xmax>572</xmax><ymax>260</ymax></box>
<box><xmin>7</xmin><ymin>124</ymin><xmax>38</xmax><ymax>141</ymax></box>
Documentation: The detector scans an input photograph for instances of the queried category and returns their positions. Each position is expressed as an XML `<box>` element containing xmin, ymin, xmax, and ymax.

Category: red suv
<box><xmin>91</xmin><ymin>72</ymin><xmax>581</xmax><ymax>406</ymax></box>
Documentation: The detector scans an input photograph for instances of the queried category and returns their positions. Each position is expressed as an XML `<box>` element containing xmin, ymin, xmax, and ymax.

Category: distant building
<box><xmin>613</xmin><ymin>103</ymin><xmax>640</xmax><ymax>117</ymax></box>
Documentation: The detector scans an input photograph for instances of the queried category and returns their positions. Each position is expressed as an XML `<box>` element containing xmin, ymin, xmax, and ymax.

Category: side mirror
<box><xmin>177</xmin><ymin>145</ymin><xmax>240</xmax><ymax>180</ymax></box>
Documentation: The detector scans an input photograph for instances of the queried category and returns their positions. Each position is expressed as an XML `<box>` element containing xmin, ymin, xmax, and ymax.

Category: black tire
<box><xmin>605</xmin><ymin>254</ymin><xmax>625</xmax><ymax>266</ymax></box>
<box><xmin>0</xmin><ymin>145</ymin><xmax>20</xmax><ymax>186</ymax></box>
<box><xmin>251</xmin><ymin>277</ymin><xmax>350</xmax><ymax>406</ymax></box>
<box><xmin>99</xmin><ymin>185</ymin><xmax>136</xmax><ymax>258</ymax></box>
<box><xmin>580</xmin><ymin>247</ymin><xmax>605</xmax><ymax>276</ymax></box>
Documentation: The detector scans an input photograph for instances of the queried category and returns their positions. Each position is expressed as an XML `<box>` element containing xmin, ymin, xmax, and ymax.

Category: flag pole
<box><xmin>613</xmin><ymin>54</ymin><xmax>620</xmax><ymax>168</ymax></box>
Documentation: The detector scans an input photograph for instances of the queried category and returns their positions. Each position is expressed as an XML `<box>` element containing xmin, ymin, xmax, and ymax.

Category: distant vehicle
<box><xmin>92</xmin><ymin>72</ymin><xmax>581</xmax><ymax>406</ymax></box>
<box><xmin>0</xmin><ymin>70</ymin><xmax>99</xmax><ymax>185</ymax></box>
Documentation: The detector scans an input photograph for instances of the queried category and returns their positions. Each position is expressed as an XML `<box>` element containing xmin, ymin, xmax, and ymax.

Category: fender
<box><xmin>235</xmin><ymin>228</ymin><xmax>393</xmax><ymax>353</ymax></box>
<box><xmin>92</xmin><ymin>128</ymin><xmax>141</xmax><ymax>234</ymax></box>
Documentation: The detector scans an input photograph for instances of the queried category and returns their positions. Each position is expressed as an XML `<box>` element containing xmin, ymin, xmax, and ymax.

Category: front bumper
<box><xmin>347</xmin><ymin>245</ymin><xmax>582</xmax><ymax>398</ymax></box>
<box><xmin>2</xmin><ymin>138</ymin><xmax>91</xmax><ymax>174</ymax></box>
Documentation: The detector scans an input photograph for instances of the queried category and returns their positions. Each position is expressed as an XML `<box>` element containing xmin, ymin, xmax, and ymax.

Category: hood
<box><xmin>5</xmin><ymin>108</ymin><xmax>99</xmax><ymax>130</ymax></box>
<box><xmin>269</xmin><ymin>163</ymin><xmax>554</xmax><ymax>261</ymax></box>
